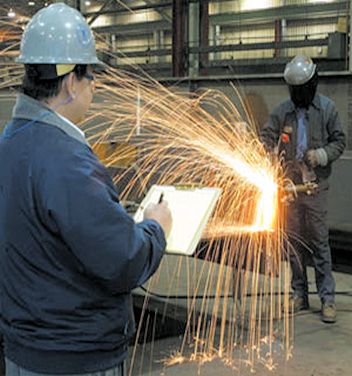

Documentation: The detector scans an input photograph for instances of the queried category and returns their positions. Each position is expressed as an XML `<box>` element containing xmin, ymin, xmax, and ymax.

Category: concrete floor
<box><xmin>130</xmin><ymin>258</ymin><xmax>352</xmax><ymax>376</ymax></box>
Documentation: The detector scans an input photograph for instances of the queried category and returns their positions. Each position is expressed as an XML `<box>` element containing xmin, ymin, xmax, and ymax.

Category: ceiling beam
<box><xmin>210</xmin><ymin>1</ymin><xmax>348</xmax><ymax>25</ymax></box>
<box><xmin>189</xmin><ymin>37</ymin><xmax>329</xmax><ymax>54</ymax></box>
<box><xmin>85</xmin><ymin>1</ymin><xmax>172</xmax><ymax>17</ymax></box>
<box><xmin>93</xmin><ymin>20</ymin><xmax>170</xmax><ymax>35</ymax></box>
<box><xmin>109</xmin><ymin>37</ymin><xmax>329</xmax><ymax>58</ymax></box>
<box><xmin>143</xmin><ymin>0</ymin><xmax>172</xmax><ymax>23</ymax></box>
<box><xmin>88</xmin><ymin>0</ymin><xmax>115</xmax><ymax>25</ymax></box>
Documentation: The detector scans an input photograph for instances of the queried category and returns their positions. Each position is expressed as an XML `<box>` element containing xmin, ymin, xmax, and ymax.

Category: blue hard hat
<box><xmin>16</xmin><ymin>3</ymin><xmax>102</xmax><ymax>66</ymax></box>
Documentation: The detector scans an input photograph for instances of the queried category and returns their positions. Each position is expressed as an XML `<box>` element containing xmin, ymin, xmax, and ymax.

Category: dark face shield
<box><xmin>288</xmin><ymin>72</ymin><xmax>318</xmax><ymax>109</ymax></box>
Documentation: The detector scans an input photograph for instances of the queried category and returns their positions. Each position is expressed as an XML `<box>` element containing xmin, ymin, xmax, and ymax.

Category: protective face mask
<box><xmin>289</xmin><ymin>73</ymin><xmax>318</xmax><ymax>109</ymax></box>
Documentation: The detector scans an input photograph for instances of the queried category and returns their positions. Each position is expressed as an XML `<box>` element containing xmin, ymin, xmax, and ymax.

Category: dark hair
<box><xmin>21</xmin><ymin>64</ymin><xmax>88</xmax><ymax>101</ymax></box>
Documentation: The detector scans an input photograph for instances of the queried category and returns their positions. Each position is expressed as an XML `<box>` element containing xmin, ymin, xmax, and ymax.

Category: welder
<box><xmin>260</xmin><ymin>54</ymin><xmax>345</xmax><ymax>323</ymax></box>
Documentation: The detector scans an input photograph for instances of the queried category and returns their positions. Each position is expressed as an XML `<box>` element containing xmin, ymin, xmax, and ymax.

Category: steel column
<box><xmin>188</xmin><ymin>1</ymin><xmax>199</xmax><ymax>77</ymax></box>
<box><xmin>349</xmin><ymin>0</ymin><xmax>352</xmax><ymax>72</ymax></box>
<box><xmin>200</xmin><ymin>0</ymin><xmax>209</xmax><ymax>75</ymax></box>
<box><xmin>172</xmin><ymin>0</ymin><xmax>188</xmax><ymax>77</ymax></box>
<box><xmin>274</xmin><ymin>19</ymin><xmax>281</xmax><ymax>59</ymax></box>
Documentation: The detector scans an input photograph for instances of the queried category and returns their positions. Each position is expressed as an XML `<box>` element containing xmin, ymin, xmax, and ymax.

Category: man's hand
<box><xmin>305</xmin><ymin>148</ymin><xmax>328</xmax><ymax>168</ymax></box>
<box><xmin>144</xmin><ymin>202</ymin><xmax>172</xmax><ymax>238</ymax></box>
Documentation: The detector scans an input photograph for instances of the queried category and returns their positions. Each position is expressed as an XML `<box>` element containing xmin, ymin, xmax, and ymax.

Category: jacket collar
<box><xmin>12</xmin><ymin>93</ymin><xmax>88</xmax><ymax>145</ymax></box>
<box><xmin>287</xmin><ymin>92</ymin><xmax>321</xmax><ymax>113</ymax></box>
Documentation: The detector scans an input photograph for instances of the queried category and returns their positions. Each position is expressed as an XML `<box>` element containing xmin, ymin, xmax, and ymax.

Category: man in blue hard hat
<box><xmin>0</xmin><ymin>3</ymin><xmax>172</xmax><ymax>375</ymax></box>
<box><xmin>261</xmin><ymin>54</ymin><xmax>345</xmax><ymax>323</ymax></box>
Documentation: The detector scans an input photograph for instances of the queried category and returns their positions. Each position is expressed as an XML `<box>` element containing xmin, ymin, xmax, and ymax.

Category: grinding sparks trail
<box><xmin>202</xmin><ymin>143</ymin><xmax>278</xmax><ymax>231</ymax></box>
<box><xmin>84</xmin><ymin>68</ymin><xmax>290</xmax><ymax>373</ymax></box>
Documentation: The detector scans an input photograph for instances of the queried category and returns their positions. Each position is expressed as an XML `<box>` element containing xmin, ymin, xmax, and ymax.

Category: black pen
<box><xmin>158</xmin><ymin>193</ymin><xmax>164</xmax><ymax>204</ymax></box>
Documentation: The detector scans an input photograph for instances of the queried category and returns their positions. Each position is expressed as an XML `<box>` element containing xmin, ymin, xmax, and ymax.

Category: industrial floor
<box><xmin>130</xmin><ymin>256</ymin><xmax>352</xmax><ymax>376</ymax></box>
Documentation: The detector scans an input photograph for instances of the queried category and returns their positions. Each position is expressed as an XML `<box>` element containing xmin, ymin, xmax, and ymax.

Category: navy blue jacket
<box><xmin>0</xmin><ymin>95</ymin><xmax>166</xmax><ymax>373</ymax></box>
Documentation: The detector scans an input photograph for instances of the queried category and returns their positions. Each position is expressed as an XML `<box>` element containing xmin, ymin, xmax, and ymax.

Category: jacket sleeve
<box><xmin>260</xmin><ymin>109</ymin><xmax>281</xmax><ymax>151</ymax></box>
<box><xmin>37</xmin><ymin>144</ymin><xmax>166</xmax><ymax>294</ymax></box>
<box><xmin>323</xmin><ymin>101</ymin><xmax>346</xmax><ymax>163</ymax></box>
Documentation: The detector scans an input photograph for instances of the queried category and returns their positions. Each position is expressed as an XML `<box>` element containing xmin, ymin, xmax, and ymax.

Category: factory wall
<box><xmin>0</xmin><ymin>76</ymin><xmax>351</xmax><ymax>225</ymax></box>
<box><xmin>92</xmin><ymin>0</ymin><xmax>348</xmax><ymax>66</ymax></box>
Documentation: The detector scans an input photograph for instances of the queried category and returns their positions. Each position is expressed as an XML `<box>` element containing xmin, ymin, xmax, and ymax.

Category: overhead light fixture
<box><xmin>85</xmin><ymin>1</ymin><xmax>91</xmax><ymax>5</ymax></box>
<box><xmin>28</xmin><ymin>1</ymin><xmax>35</xmax><ymax>6</ymax></box>
<box><xmin>7</xmin><ymin>8</ymin><xmax>16</xmax><ymax>18</ymax></box>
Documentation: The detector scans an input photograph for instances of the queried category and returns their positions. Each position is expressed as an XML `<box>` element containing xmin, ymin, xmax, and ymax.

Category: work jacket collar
<box><xmin>12</xmin><ymin>93</ymin><xmax>88</xmax><ymax>145</ymax></box>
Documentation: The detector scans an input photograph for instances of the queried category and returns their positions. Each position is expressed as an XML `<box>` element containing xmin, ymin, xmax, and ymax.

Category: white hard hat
<box><xmin>16</xmin><ymin>3</ymin><xmax>102</xmax><ymax>67</ymax></box>
<box><xmin>284</xmin><ymin>54</ymin><xmax>316</xmax><ymax>86</ymax></box>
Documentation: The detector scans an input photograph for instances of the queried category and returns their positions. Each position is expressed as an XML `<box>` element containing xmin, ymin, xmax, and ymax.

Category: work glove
<box><xmin>304</xmin><ymin>148</ymin><xmax>328</xmax><ymax>168</ymax></box>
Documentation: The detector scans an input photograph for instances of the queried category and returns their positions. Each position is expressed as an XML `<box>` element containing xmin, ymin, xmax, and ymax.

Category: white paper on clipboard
<box><xmin>134</xmin><ymin>185</ymin><xmax>221</xmax><ymax>256</ymax></box>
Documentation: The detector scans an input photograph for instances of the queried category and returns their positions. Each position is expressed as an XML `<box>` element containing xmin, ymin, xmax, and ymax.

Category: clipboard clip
<box><xmin>174</xmin><ymin>183</ymin><xmax>201</xmax><ymax>190</ymax></box>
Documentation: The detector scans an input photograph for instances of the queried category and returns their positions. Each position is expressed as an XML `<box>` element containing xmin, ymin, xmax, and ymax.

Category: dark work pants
<box><xmin>5</xmin><ymin>359</ymin><xmax>125</xmax><ymax>376</ymax></box>
<box><xmin>0</xmin><ymin>335</ymin><xmax>4</xmax><ymax>376</ymax></box>
<box><xmin>286</xmin><ymin>185</ymin><xmax>335</xmax><ymax>303</ymax></box>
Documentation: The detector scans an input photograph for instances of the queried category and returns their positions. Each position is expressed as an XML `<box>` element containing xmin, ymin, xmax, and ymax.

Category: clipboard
<box><xmin>134</xmin><ymin>185</ymin><xmax>221</xmax><ymax>256</ymax></box>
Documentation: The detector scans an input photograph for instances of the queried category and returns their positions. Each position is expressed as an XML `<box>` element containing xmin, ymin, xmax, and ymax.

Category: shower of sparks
<box><xmin>87</xmin><ymin>67</ymin><xmax>281</xmax><ymax>234</ymax></box>
<box><xmin>85</xmin><ymin>67</ymin><xmax>291</xmax><ymax>373</ymax></box>
<box><xmin>0</xmin><ymin>17</ymin><xmax>294</xmax><ymax>375</ymax></box>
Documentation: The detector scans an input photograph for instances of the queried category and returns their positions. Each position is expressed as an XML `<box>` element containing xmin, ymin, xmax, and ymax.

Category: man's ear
<box><xmin>63</xmin><ymin>72</ymin><xmax>77</xmax><ymax>100</ymax></box>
